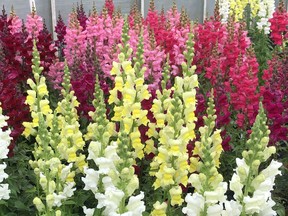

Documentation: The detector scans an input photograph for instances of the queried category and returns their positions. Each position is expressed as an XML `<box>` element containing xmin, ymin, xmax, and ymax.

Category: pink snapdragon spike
<box><xmin>64</xmin><ymin>10</ymin><xmax>87</xmax><ymax>68</ymax></box>
<box><xmin>269</xmin><ymin>1</ymin><xmax>288</xmax><ymax>46</ymax></box>
<box><xmin>7</xmin><ymin>10</ymin><xmax>22</xmax><ymax>35</ymax></box>
<box><xmin>143</xmin><ymin>27</ymin><xmax>166</xmax><ymax>91</ymax></box>
<box><xmin>47</xmin><ymin>61</ymin><xmax>65</xmax><ymax>90</ymax></box>
<box><xmin>25</xmin><ymin>8</ymin><xmax>43</xmax><ymax>41</ymax></box>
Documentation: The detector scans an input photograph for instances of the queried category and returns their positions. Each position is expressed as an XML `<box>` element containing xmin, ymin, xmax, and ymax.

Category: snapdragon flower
<box><xmin>228</xmin><ymin>103</ymin><xmax>282</xmax><ymax>215</ymax></box>
<box><xmin>183</xmin><ymin>92</ymin><xmax>228</xmax><ymax>216</ymax></box>
<box><xmin>82</xmin><ymin>21</ymin><xmax>145</xmax><ymax>216</ymax></box>
<box><xmin>24</xmin><ymin>42</ymin><xmax>78</xmax><ymax>214</ymax></box>
<box><xmin>257</xmin><ymin>0</ymin><xmax>275</xmax><ymax>34</ymax></box>
<box><xmin>150</xmin><ymin>31</ymin><xmax>198</xmax><ymax>212</ymax></box>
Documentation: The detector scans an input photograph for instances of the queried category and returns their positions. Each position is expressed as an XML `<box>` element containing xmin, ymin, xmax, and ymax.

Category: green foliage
<box><xmin>1</xmin><ymin>139</ymin><xmax>36</xmax><ymax>215</ymax></box>
<box><xmin>249</xmin><ymin>28</ymin><xmax>273</xmax><ymax>86</ymax></box>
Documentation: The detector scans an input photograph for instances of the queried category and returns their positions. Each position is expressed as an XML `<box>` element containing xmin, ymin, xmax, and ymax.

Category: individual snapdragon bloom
<box><xmin>151</xmin><ymin>201</ymin><xmax>168</xmax><ymax>216</ymax></box>
<box><xmin>182</xmin><ymin>192</ymin><xmax>205</xmax><ymax>216</ymax></box>
<box><xmin>83</xmin><ymin>206</ymin><xmax>95</xmax><ymax>216</ymax></box>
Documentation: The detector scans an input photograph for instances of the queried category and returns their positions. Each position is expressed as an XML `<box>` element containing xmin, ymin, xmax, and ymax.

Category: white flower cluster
<box><xmin>257</xmin><ymin>0</ymin><xmax>276</xmax><ymax>34</ymax></box>
<box><xmin>82</xmin><ymin>141</ymin><xmax>146</xmax><ymax>216</ymax></box>
<box><xmin>0</xmin><ymin>104</ymin><xmax>12</xmax><ymax>200</ymax></box>
<box><xmin>182</xmin><ymin>103</ymin><xmax>281</xmax><ymax>216</ymax></box>
<box><xmin>219</xmin><ymin>0</ymin><xmax>230</xmax><ymax>23</ymax></box>
<box><xmin>182</xmin><ymin>157</ymin><xmax>281</xmax><ymax>216</ymax></box>
<box><xmin>231</xmin><ymin>158</ymin><xmax>281</xmax><ymax>215</ymax></box>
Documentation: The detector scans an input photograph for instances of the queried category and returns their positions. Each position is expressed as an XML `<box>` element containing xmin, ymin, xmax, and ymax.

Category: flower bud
<box><xmin>46</xmin><ymin>194</ymin><xmax>54</xmax><ymax>209</ymax></box>
<box><xmin>40</xmin><ymin>176</ymin><xmax>47</xmax><ymax>190</ymax></box>
<box><xmin>33</xmin><ymin>197</ymin><xmax>45</xmax><ymax>212</ymax></box>
<box><xmin>55</xmin><ymin>210</ymin><xmax>61</xmax><ymax>216</ymax></box>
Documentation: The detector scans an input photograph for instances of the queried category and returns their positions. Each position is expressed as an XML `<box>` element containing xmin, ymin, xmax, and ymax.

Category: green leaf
<box><xmin>273</xmin><ymin>202</ymin><xmax>286</xmax><ymax>216</ymax></box>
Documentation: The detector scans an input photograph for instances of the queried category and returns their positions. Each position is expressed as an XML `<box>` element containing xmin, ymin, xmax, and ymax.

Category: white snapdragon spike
<box><xmin>219</xmin><ymin>0</ymin><xmax>230</xmax><ymax>23</ymax></box>
<box><xmin>229</xmin><ymin>158</ymin><xmax>281</xmax><ymax>215</ymax></box>
<box><xmin>241</xmin><ymin>159</ymin><xmax>282</xmax><ymax>215</ymax></box>
<box><xmin>257</xmin><ymin>0</ymin><xmax>276</xmax><ymax>34</ymax></box>
<box><xmin>0</xmin><ymin>105</ymin><xmax>11</xmax><ymax>200</ymax></box>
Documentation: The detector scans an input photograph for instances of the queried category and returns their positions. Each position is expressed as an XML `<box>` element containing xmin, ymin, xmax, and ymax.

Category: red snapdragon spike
<box><xmin>104</xmin><ymin>0</ymin><xmax>115</xmax><ymax>17</ymax></box>
<box><xmin>269</xmin><ymin>2</ymin><xmax>288</xmax><ymax>46</ymax></box>
<box><xmin>0</xmin><ymin>10</ymin><xmax>56</xmax><ymax>154</ymax></box>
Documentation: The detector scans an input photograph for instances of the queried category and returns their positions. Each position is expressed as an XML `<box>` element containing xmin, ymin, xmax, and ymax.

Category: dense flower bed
<box><xmin>0</xmin><ymin>0</ymin><xmax>287</xmax><ymax>215</ymax></box>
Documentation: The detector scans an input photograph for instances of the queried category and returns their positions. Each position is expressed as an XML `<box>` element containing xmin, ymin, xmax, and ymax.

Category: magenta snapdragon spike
<box><xmin>76</xmin><ymin>2</ymin><xmax>87</xmax><ymax>30</ymax></box>
<box><xmin>54</xmin><ymin>14</ymin><xmax>67</xmax><ymax>59</ymax></box>
<box><xmin>261</xmin><ymin>54</ymin><xmax>288</xmax><ymax>145</ymax></box>
<box><xmin>104</xmin><ymin>0</ymin><xmax>115</xmax><ymax>17</ymax></box>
